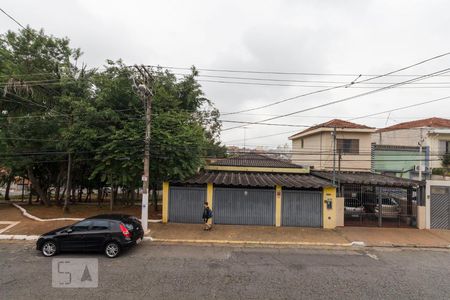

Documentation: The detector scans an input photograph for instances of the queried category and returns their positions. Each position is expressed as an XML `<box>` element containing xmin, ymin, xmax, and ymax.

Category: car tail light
<box><xmin>119</xmin><ymin>223</ymin><xmax>131</xmax><ymax>238</ymax></box>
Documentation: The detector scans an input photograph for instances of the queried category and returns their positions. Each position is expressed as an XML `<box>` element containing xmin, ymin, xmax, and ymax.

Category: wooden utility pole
<box><xmin>63</xmin><ymin>152</ymin><xmax>72</xmax><ymax>213</ymax></box>
<box><xmin>133</xmin><ymin>65</ymin><xmax>153</xmax><ymax>233</ymax></box>
<box><xmin>332</xmin><ymin>126</ymin><xmax>337</xmax><ymax>186</ymax></box>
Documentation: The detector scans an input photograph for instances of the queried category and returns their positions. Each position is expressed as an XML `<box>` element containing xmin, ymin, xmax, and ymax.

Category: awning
<box><xmin>174</xmin><ymin>171</ymin><xmax>330</xmax><ymax>189</ymax></box>
<box><xmin>312</xmin><ymin>171</ymin><xmax>423</xmax><ymax>188</ymax></box>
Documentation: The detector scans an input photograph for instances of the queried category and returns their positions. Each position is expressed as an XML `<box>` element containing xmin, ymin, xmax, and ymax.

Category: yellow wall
<box><xmin>322</xmin><ymin>186</ymin><xmax>337</xmax><ymax>229</ymax></box>
<box><xmin>162</xmin><ymin>182</ymin><xmax>169</xmax><ymax>223</ymax></box>
<box><xmin>335</xmin><ymin>197</ymin><xmax>344</xmax><ymax>227</ymax></box>
<box><xmin>275</xmin><ymin>185</ymin><xmax>282</xmax><ymax>227</ymax></box>
<box><xmin>207</xmin><ymin>183</ymin><xmax>213</xmax><ymax>224</ymax></box>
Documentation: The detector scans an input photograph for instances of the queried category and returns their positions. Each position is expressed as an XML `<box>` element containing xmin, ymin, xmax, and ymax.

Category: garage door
<box><xmin>430</xmin><ymin>186</ymin><xmax>450</xmax><ymax>229</ymax></box>
<box><xmin>282</xmin><ymin>190</ymin><xmax>322</xmax><ymax>227</ymax></box>
<box><xmin>169</xmin><ymin>186</ymin><xmax>206</xmax><ymax>223</ymax></box>
<box><xmin>214</xmin><ymin>188</ymin><xmax>275</xmax><ymax>225</ymax></box>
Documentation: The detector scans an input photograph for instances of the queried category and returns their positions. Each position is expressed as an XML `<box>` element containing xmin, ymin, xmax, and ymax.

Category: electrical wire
<box><xmin>222</xmin><ymin>67</ymin><xmax>450</xmax><ymax>131</ymax></box>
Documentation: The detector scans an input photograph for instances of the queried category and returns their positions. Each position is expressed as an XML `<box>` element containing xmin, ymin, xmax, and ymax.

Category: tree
<box><xmin>1</xmin><ymin>28</ymin><xmax>224</xmax><ymax>211</ymax></box>
<box><xmin>442</xmin><ymin>153</ymin><xmax>450</xmax><ymax>178</ymax></box>
<box><xmin>0</xmin><ymin>27</ymin><xmax>85</xmax><ymax>206</ymax></box>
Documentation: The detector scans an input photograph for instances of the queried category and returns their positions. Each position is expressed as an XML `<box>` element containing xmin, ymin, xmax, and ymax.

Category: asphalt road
<box><xmin>1</xmin><ymin>241</ymin><xmax>450</xmax><ymax>300</ymax></box>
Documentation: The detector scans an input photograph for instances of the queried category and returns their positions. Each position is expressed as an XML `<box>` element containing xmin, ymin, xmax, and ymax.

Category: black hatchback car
<box><xmin>36</xmin><ymin>214</ymin><xmax>144</xmax><ymax>258</ymax></box>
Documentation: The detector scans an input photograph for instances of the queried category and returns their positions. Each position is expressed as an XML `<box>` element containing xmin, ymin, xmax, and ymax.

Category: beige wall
<box><xmin>291</xmin><ymin>130</ymin><xmax>372</xmax><ymax>171</ymax></box>
<box><xmin>371</xmin><ymin>128</ymin><xmax>422</xmax><ymax>147</ymax></box>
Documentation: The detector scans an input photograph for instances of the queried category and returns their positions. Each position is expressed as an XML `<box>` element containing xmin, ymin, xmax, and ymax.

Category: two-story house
<box><xmin>289</xmin><ymin>119</ymin><xmax>376</xmax><ymax>171</ymax></box>
<box><xmin>372</xmin><ymin>117</ymin><xmax>450</xmax><ymax>179</ymax></box>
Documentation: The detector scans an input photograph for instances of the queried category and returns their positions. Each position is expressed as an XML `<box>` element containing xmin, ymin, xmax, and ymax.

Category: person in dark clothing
<box><xmin>202</xmin><ymin>202</ymin><xmax>212</xmax><ymax>230</ymax></box>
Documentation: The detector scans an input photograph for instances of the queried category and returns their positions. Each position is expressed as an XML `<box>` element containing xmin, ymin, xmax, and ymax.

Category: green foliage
<box><xmin>0</xmin><ymin>28</ymin><xmax>224</xmax><ymax>206</ymax></box>
<box><xmin>442</xmin><ymin>153</ymin><xmax>450</xmax><ymax>168</ymax></box>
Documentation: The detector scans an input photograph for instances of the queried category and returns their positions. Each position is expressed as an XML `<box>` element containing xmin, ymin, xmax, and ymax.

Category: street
<box><xmin>1</xmin><ymin>241</ymin><xmax>450</xmax><ymax>299</ymax></box>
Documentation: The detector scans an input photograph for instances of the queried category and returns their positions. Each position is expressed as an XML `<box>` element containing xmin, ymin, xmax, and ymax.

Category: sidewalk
<box><xmin>2</xmin><ymin>201</ymin><xmax>450</xmax><ymax>249</ymax></box>
<box><xmin>149</xmin><ymin>223</ymin><xmax>450</xmax><ymax>249</ymax></box>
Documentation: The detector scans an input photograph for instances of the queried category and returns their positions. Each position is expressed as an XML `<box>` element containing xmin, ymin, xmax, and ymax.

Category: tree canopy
<box><xmin>0</xmin><ymin>27</ymin><xmax>225</xmax><ymax>207</ymax></box>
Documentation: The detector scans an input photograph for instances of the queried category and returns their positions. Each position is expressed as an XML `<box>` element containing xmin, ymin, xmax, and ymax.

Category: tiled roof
<box><xmin>210</xmin><ymin>153</ymin><xmax>302</xmax><ymax>168</ymax></box>
<box><xmin>377</xmin><ymin>117</ymin><xmax>450</xmax><ymax>132</ymax></box>
<box><xmin>289</xmin><ymin>119</ymin><xmax>374</xmax><ymax>139</ymax></box>
<box><xmin>312</xmin><ymin>171</ymin><xmax>423</xmax><ymax>188</ymax></box>
<box><xmin>176</xmin><ymin>171</ymin><xmax>330</xmax><ymax>188</ymax></box>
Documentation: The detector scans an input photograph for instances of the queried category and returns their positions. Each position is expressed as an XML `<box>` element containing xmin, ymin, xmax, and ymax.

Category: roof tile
<box><xmin>289</xmin><ymin>119</ymin><xmax>374</xmax><ymax>139</ymax></box>
<box><xmin>377</xmin><ymin>117</ymin><xmax>450</xmax><ymax>132</ymax></box>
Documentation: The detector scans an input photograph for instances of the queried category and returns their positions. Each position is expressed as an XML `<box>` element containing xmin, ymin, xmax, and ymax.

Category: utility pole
<box><xmin>63</xmin><ymin>152</ymin><xmax>72</xmax><ymax>213</ymax></box>
<box><xmin>418</xmin><ymin>129</ymin><xmax>425</xmax><ymax>181</ymax></box>
<box><xmin>332</xmin><ymin>126</ymin><xmax>337</xmax><ymax>186</ymax></box>
<box><xmin>338</xmin><ymin>148</ymin><xmax>342</xmax><ymax>196</ymax></box>
<box><xmin>133</xmin><ymin>65</ymin><xmax>153</xmax><ymax>233</ymax></box>
<box><xmin>243</xmin><ymin>127</ymin><xmax>247</xmax><ymax>152</ymax></box>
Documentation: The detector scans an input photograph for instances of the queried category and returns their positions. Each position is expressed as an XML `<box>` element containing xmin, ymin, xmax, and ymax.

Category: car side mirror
<box><xmin>66</xmin><ymin>228</ymin><xmax>73</xmax><ymax>233</ymax></box>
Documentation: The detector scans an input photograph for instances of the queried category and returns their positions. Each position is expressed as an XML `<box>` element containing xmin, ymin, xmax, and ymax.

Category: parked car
<box><xmin>36</xmin><ymin>214</ymin><xmax>144</xmax><ymax>258</ymax></box>
<box><xmin>375</xmin><ymin>198</ymin><xmax>400</xmax><ymax>218</ymax></box>
<box><xmin>344</xmin><ymin>198</ymin><xmax>365</xmax><ymax>216</ymax></box>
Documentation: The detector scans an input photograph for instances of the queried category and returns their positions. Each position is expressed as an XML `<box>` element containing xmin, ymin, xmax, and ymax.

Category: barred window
<box><xmin>337</xmin><ymin>139</ymin><xmax>359</xmax><ymax>154</ymax></box>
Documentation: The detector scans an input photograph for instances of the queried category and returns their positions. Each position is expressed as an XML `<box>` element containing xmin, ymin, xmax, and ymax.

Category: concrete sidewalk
<box><xmin>149</xmin><ymin>223</ymin><xmax>450</xmax><ymax>248</ymax></box>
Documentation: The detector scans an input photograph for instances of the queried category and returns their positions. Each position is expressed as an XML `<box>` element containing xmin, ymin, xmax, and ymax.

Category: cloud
<box><xmin>1</xmin><ymin>0</ymin><xmax>450</xmax><ymax>146</ymax></box>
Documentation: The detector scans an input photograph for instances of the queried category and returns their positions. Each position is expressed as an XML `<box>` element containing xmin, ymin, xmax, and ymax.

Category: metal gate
<box><xmin>169</xmin><ymin>186</ymin><xmax>206</xmax><ymax>223</ymax></box>
<box><xmin>430</xmin><ymin>186</ymin><xmax>450</xmax><ymax>229</ymax></box>
<box><xmin>282</xmin><ymin>190</ymin><xmax>323</xmax><ymax>227</ymax></box>
<box><xmin>213</xmin><ymin>188</ymin><xmax>275</xmax><ymax>225</ymax></box>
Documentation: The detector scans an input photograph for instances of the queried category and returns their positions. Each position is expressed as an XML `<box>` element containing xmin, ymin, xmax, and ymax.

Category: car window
<box><xmin>71</xmin><ymin>220</ymin><xmax>92</xmax><ymax>232</ymax></box>
<box><xmin>91</xmin><ymin>220</ymin><xmax>110</xmax><ymax>231</ymax></box>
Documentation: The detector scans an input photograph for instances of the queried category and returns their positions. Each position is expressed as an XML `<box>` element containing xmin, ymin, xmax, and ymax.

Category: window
<box><xmin>439</xmin><ymin>140</ymin><xmax>450</xmax><ymax>154</ymax></box>
<box><xmin>300</xmin><ymin>138</ymin><xmax>304</xmax><ymax>149</ymax></box>
<box><xmin>337</xmin><ymin>139</ymin><xmax>359</xmax><ymax>154</ymax></box>
<box><xmin>71</xmin><ymin>220</ymin><xmax>92</xmax><ymax>232</ymax></box>
<box><xmin>91</xmin><ymin>220</ymin><xmax>110</xmax><ymax>231</ymax></box>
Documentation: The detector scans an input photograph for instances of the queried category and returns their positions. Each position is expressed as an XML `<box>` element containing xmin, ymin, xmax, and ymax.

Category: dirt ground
<box><xmin>0</xmin><ymin>203</ymin><xmax>162</xmax><ymax>235</ymax></box>
<box><xmin>1</xmin><ymin>202</ymin><xmax>162</xmax><ymax>219</ymax></box>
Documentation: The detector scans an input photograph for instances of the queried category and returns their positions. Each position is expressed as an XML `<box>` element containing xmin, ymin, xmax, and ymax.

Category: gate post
<box><xmin>323</xmin><ymin>186</ymin><xmax>337</xmax><ymax>229</ymax></box>
<box><xmin>207</xmin><ymin>183</ymin><xmax>214</xmax><ymax>224</ymax></box>
<box><xmin>162</xmin><ymin>182</ymin><xmax>169</xmax><ymax>223</ymax></box>
<box><xmin>275</xmin><ymin>185</ymin><xmax>282</xmax><ymax>227</ymax></box>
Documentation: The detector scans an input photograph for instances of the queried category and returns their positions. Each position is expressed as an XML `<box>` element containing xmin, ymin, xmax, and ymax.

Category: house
<box><xmin>162</xmin><ymin>153</ymin><xmax>338</xmax><ymax>229</ymax></box>
<box><xmin>288</xmin><ymin>119</ymin><xmax>376</xmax><ymax>172</ymax></box>
<box><xmin>372</xmin><ymin>117</ymin><xmax>450</xmax><ymax>179</ymax></box>
<box><xmin>161</xmin><ymin>153</ymin><xmax>424</xmax><ymax>229</ymax></box>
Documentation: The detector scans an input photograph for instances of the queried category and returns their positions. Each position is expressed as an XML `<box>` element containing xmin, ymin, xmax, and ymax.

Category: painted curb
<box><xmin>351</xmin><ymin>241</ymin><xmax>366</xmax><ymax>247</ymax></box>
<box><xmin>150</xmin><ymin>238</ymin><xmax>354</xmax><ymax>247</ymax></box>
<box><xmin>0</xmin><ymin>234</ymin><xmax>39</xmax><ymax>240</ymax></box>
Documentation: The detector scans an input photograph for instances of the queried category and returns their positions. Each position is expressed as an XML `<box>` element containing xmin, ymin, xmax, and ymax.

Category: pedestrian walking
<box><xmin>202</xmin><ymin>202</ymin><xmax>213</xmax><ymax>230</ymax></box>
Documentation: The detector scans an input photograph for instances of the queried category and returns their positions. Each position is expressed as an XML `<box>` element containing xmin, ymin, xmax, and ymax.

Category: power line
<box><xmin>150</xmin><ymin>64</ymin><xmax>450</xmax><ymax>78</ymax></box>
<box><xmin>348</xmin><ymin>95</ymin><xmax>450</xmax><ymax>121</ymax></box>
<box><xmin>0</xmin><ymin>7</ymin><xmax>26</xmax><ymax>29</ymax></box>
<box><xmin>222</xmin><ymin>67</ymin><xmax>450</xmax><ymax>131</ymax></box>
<box><xmin>222</xmin><ymin>95</ymin><xmax>450</xmax><ymax>129</ymax></box>
<box><xmin>220</xmin><ymin>51</ymin><xmax>450</xmax><ymax>116</ymax></box>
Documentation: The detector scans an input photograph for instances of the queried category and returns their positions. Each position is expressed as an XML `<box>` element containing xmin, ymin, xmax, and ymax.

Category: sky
<box><xmin>1</xmin><ymin>0</ymin><xmax>450</xmax><ymax>148</ymax></box>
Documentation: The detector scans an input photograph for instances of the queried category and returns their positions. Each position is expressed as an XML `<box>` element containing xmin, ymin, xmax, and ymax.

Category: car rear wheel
<box><xmin>105</xmin><ymin>242</ymin><xmax>120</xmax><ymax>258</ymax></box>
<box><xmin>42</xmin><ymin>241</ymin><xmax>57</xmax><ymax>257</ymax></box>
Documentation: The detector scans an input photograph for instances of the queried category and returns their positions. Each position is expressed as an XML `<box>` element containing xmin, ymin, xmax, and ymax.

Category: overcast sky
<box><xmin>2</xmin><ymin>0</ymin><xmax>450</xmax><ymax>148</ymax></box>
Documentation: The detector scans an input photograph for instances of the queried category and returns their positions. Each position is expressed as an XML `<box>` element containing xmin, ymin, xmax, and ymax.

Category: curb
<box><xmin>151</xmin><ymin>238</ymin><xmax>355</xmax><ymax>247</ymax></box>
<box><xmin>149</xmin><ymin>238</ymin><xmax>450</xmax><ymax>249</ymax></box>
<box><xmin>0</xmin><ymin>234</ymin><xmax>40</xmax><ymax>240</ymax></box>
<box><xmin>1</xmin><ymin>235</ymin><xmax>449</xmax><ymax>249</ymax></box>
